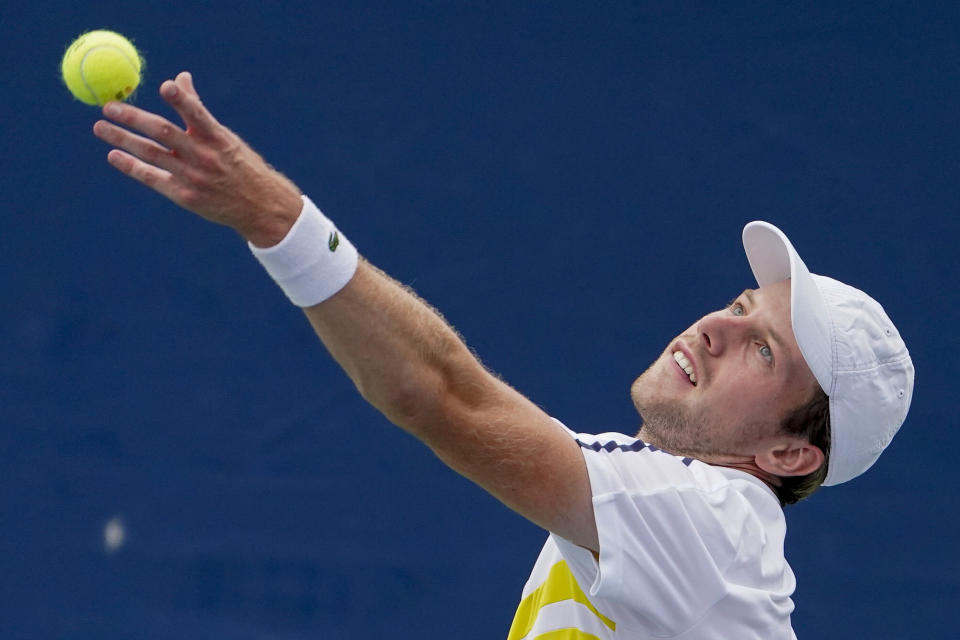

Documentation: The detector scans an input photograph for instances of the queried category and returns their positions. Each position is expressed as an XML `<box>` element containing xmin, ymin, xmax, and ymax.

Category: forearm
<box><xmin>92</xmin><ymin>78</ymin><xmax>485</xmax><ymax>427</ymax></box>
<box><xmin>303</xmin><ymin>258</ymin><xmax>491</xmax><ymax>437</ymax></box>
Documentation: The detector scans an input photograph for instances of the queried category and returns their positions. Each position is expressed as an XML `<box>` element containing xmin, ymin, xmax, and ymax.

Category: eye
<box><xmin>729</xmin><ymin>302</ymin><xmax>746</xmax><ymax>316</ymax></box>
<box><xmin>759</xmin><ymin>344</ymin><xmax>773</xmax><ymax>363</ymax></box>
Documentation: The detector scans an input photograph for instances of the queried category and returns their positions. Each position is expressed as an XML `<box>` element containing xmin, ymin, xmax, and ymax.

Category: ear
<box><xmin>755</xmin><ymin>438</ymin><xmax>825</xmax><ymax>478</ymax></box>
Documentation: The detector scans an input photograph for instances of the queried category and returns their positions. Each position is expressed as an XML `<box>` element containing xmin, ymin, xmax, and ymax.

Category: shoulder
<box><xmin>564</xmin><ymin>426</ymin><xmax>725</xmax><ymax>500</ymax></box>
<box><xmin>558</xmin><ymin>421</ymin><xmax>780</xmax><ymax>511</ymax></box>
<box><xmin>552</xmin><ymin>423</ymin><xmax>792</xmax><ymax>635</ymax></box>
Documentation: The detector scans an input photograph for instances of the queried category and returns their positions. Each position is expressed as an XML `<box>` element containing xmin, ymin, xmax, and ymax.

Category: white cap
<box><xmin>741</xmin><ymin>221</ymin><xmax>914</xmax><ymax>486</ymax></box>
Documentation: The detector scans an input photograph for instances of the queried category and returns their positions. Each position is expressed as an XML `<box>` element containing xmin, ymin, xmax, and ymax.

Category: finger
<box><xmin>176</xmin><ymin>71</ymin><xmax>199</xmax><ymax>98</ymax></box>
<box><xmin>106</xmin><ymin>149</ymin><xmax>210</xmax><ymax>216</ymax></box>
<box><xmin>102</xmin><ymin>101</ymin><xmax>197</xmax><ymax>162</ymax></box>
<box><xmin>159</xmin><ymin>72</ymin><xmax>222</xmax><ymax>141</ymax></box>
<box><xmin>106</xmin><ymin>149</ymin><xmax>182</xmax><ymax>202</ymax></box>
<box><xmin>93</xmin><ymin>119</ymin><xmax>184</xmax><ymax>175</ymax></box>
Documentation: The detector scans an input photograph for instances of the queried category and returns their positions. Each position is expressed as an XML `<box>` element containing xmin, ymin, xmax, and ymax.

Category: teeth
<box><xmin>673</xmin><ymin>351</ymin><xmax>697</xmax><ymax>385</ymax></box>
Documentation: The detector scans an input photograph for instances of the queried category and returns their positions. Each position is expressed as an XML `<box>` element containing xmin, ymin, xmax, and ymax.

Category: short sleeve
<box><xmin>551</xmin><ymin>426</ymin><xmax>743</xmax><ymax>636</ymax></box>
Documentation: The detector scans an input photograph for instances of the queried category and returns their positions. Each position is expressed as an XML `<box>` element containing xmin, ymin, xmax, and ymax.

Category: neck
<box><xmin>714</xmin><ymin>460</ymin><xmax>783</xmax><ymax>492</ymax></box>
<box><xmin>637</xmin><ymin>428</ymin><xmax>782</xmax><ymax>494</ymax></box>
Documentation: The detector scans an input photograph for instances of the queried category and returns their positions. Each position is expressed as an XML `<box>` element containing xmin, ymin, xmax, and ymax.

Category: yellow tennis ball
<box><xmin>61</xmin><ymin>30</ymin><xmax>143</xmax><ymax>106</ymax></box>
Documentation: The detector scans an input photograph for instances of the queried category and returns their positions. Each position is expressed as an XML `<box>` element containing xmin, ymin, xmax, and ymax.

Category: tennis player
<box><xmin>93</xmin><ymin>72</ymin><xmax>914</xmax><ymax>639</ymax></box>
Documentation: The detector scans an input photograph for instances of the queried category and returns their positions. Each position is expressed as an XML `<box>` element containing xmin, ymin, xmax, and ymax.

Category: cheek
<box><xmin>701</xmin><ymin>370</ymin><xmax>773</xmax><ymax>417</ymax></box>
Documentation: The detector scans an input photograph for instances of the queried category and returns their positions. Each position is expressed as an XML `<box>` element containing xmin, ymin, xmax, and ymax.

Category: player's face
<box><xmin>630</xmin><ymin>279</ymin><xmax>819</xmax><ymax>459</ymax></box>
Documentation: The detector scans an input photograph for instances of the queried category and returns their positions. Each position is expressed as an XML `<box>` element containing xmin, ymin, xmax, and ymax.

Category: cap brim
<box><xmin>741</xmin><ymin>221</ymin><xmax>833</xmax><ymax>399</ymax></box>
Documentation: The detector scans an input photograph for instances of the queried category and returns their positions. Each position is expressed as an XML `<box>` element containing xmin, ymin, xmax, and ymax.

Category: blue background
<box><xmin>2</xmin><ymin>2</ymin><xmax>957</xmax><ymax>638</ymax></box>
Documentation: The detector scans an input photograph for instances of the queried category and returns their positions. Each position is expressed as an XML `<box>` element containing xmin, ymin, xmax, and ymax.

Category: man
<box><xmin>93</xmin><ymin>72</ymin><xmax>914</xmax><ymax>639</ymax></box>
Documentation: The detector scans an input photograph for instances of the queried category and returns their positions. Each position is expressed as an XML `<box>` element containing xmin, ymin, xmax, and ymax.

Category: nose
<box><xmin>697</xmin><ymin>313</ymin><xmax>746</xmax><ymax>356</ymax></box>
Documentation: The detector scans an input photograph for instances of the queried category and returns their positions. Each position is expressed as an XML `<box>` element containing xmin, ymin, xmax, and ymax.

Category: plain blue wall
<box><xmin>2</xmin><ymin>2</ymin><xmax>956</xmax><ymax>638</ymax></box>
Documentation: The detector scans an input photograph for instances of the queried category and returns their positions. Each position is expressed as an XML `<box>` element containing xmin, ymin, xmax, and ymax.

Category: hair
<box><xmin>774</xmin><ymin>387</ymin><xmax>831</xmax><ymax>506</ymax></box>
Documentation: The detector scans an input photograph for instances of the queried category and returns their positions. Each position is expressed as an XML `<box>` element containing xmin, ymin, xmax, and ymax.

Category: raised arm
<box><xmin>93</xmin><ymin>72</ymin><xmax>598</xmax><ymax>550</ymax></box>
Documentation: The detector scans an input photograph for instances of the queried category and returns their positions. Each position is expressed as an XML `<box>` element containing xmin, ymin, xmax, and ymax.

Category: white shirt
<box><xmin>508</xmin><ymin>424</ymin><xmax>797</xmax><ymax>639</ymax></box>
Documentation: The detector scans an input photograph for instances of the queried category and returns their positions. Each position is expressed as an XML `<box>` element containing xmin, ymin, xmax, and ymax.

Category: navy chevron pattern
<box><xmin>575</xmin><ymin>437</ymin><xmax>694</xmax><ymax>466</ymax></box>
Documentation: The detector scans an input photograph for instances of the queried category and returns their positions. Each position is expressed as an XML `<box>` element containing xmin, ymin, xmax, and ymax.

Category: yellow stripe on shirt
<box><xmin>508</xmin><ymin>560</ymin><xmax>616</xmax><ymax>640</ymax></box>
<box><xmin>533</xmin><ymin>629</ymin><xmax>603</xmax><ymax>640</ymax></box>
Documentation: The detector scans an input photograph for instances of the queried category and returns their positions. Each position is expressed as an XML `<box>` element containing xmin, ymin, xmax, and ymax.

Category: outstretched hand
<box><xmin>93</xmin><ymin>71</ymin><xmax>303</xmax><ymax>247</ymax></box>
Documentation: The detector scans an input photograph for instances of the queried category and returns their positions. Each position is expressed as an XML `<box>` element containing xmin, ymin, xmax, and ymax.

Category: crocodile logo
<box><xmin>328</xmin><ymin>230</ymin><xmax>340</xmax><ymax>252</ymax></box>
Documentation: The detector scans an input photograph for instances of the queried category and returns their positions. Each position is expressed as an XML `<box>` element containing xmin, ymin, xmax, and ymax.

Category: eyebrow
<box><xmin>742</xmin><ymin>288</ymin><xmax>789</xmax><ymax>359</ymax></box>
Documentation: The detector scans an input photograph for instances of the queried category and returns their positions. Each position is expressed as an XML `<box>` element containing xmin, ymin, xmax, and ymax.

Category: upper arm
<box><xmin>417</xmin><ymin>366</ymin><xmax>599</xmax><ymax>551</ymax></box>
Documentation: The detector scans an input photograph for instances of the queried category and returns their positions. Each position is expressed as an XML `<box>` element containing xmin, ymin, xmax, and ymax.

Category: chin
<box><xmin>629</xmin><ymin>358</ymin><xmax>660</xmax><ymax>409</ymax></box>
<box><xmin>630</xmin><ymin>373</ymin><xmax>706</xmax><ymax>454</ymax></box>
<box><xmin>630</xmin><ymin>380</ymin><xmax>658</xmax><ymax>423</ymax></box>
<box><xmin>629</xmin><ymin>377</ymin><xmax>644</xmax><ymax>413</ymax></box>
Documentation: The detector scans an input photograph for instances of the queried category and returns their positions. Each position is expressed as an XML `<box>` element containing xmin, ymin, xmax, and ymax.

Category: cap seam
<box><xmin>833</xmin><ymin>352</ymin><xmax>912</xmax><ymax>376</ymax></box>
<box><xmin>821</xmin><ymin>292</ymin><xmax>840</xmax><ymax>483</ymax></box>
<box><xmin>823</xmin><ymin>292</ymin><xmax>840</xmax><ymax>397</ymax></box>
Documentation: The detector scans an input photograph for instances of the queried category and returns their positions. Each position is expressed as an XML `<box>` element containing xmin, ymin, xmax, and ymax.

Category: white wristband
<box><xmin>248</xmin><ymin>195</ymin><xmax>359</xmax><ymax>307</ymax></box>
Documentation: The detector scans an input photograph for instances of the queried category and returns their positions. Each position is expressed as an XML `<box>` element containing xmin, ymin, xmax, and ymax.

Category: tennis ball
<box><xmin>61</xmin><ymin>30</ymin><xmax>143</xmax><ymax>106</ymax></box>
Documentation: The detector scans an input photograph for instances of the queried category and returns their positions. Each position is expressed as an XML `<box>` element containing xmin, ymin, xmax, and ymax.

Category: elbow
<box><xmin>355</xmin><ymin>349</ymin><xmax>491</xmax><ymax>434</ymax></box>
<box><xmin>348</xmin><ymin>357</ymin><xmax>444</xmax><ymax>428</ymax></box>
<box><xmin>374</xmin><ymin>369</ymin><xmax>446</xmax><ymax>427</ymax></box>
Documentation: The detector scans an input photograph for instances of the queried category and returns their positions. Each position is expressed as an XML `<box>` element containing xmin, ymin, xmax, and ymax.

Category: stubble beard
<box><xmin>631</xmin><ymin>374</ymin><xmax>710</xmax><ymax>457</ymax></box>
<box><xmin>629</xmin><ymin>363</ymin><xmax>757</xmax><ymax>460</ymax></box>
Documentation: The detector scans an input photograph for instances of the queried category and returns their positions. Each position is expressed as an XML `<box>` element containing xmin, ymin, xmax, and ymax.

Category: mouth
<box><xmin>672</xmin><ymin>348</ymin><xmax>697</xmax><ymax>386</ymax></box>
